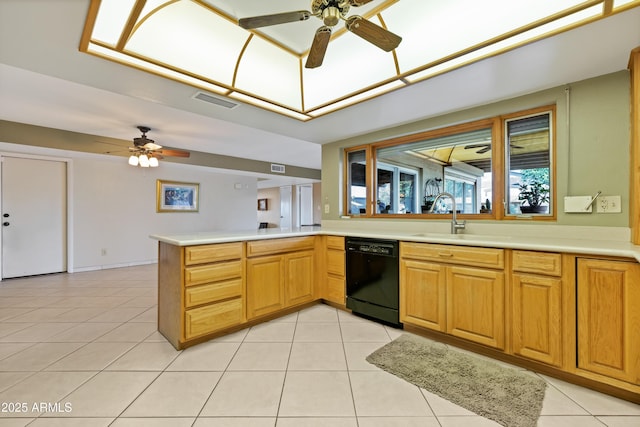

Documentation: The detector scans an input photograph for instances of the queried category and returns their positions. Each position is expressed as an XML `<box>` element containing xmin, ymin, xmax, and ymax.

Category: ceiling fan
<box><xmin>238</xmin><ymin>0</ymin><xmax>402</xmax><ymax>68</ymax></box>
<box><xmin>464</xmin><ymin>142</ymin><xmax>524</xmax><ymax>154</ymax></box>
<box><xmin>464</xmin><ymin>143</ymin><xmax>493</xmax><ymax>154</ymax></box>
<box><xmin>130</xmin><ymin>126</ymin><xmax>190</xmax><ymax>159</ymax></box>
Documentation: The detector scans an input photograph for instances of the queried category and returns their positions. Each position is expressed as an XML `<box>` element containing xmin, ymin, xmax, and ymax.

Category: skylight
<box><xmin>81</xmin><ymin>0</ymin><xmax>640</xmax><ymax>121</ymax></box>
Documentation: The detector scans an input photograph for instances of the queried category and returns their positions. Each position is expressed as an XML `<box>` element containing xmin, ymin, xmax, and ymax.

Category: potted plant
<box><xmin>517</xmin><ymin>181</ymin><xmax>549</xmax><ymax>213</ymax></box>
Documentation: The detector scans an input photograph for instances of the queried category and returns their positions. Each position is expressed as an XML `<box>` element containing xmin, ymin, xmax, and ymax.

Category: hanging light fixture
<box><xmin>128</xmin><ymin>152</ymin><xmax>159</xmax><ymax>167</ymax></box>
<box><xmin>138</xmin><ymin>154</ymin><xmax>150</xmax><ymax>167</ymax></box>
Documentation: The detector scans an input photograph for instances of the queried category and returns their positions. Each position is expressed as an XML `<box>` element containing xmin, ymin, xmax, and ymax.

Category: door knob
<box><xmin>2</xmin><ymin>222</ymin><xmax>9</xmax><ymax>226</ymax></box>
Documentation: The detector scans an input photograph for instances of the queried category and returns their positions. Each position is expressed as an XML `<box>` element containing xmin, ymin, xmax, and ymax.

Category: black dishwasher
<box><xmin>346</xmin><ymin>237</ymin><xmax>401</xmax><ymax>327</ymax></box>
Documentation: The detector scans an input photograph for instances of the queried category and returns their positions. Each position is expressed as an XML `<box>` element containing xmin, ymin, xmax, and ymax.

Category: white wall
<box><xmin>0</xmin><ymin>142</ymin><xmax>258</xmax><ymax>272</ymax></box>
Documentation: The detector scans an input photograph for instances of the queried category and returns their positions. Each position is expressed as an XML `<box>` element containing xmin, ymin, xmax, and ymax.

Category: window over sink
<box><xmin>344</xmin><ymin>105</ymin><xmax>555</xmax><ymax>220</ymax></box>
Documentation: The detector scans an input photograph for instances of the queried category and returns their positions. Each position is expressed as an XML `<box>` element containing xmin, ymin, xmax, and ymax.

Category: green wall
<box><xmin>0</xmin><ymin>121</ymin><xmax>321</xmax><ymax>181</ymax></box>
<box><xmin>321</xmin><ymin>71</ymin><xmax>631</xmax><ymax>227</ymax></box>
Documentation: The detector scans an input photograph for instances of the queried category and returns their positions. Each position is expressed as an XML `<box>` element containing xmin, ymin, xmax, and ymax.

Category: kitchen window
<box><xmin>344</xmin><ymin>105</ymin><xmax>555</xmax><ymax>220</ymax></box>
<box><xmin>504</xmin><ymin>111</ymin><xmax>553</xmax><ymax>217</ymax></box>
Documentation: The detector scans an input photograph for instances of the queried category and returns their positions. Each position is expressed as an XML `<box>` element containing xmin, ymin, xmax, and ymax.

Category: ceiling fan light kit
<box><xmin>126</xmin><ymin>126</ymin><xmax>189</xmax><ymax>168</ymax></box>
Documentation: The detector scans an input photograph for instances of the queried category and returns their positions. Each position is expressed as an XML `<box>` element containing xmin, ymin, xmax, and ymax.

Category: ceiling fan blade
<box><xmin>349</xmin><ymin>0</ymin><xmax>374</xmax><ymax>6</ymax></box>
<box><xmin>345</xmin><ymin>16</ymin><xmax>401</xmax><ymax>52</ymax></box>
<box><xmin>143</xmin><ymin>142</ymin><xmax>162</xmax><ymax>150</ymax></box>
<box><xmin>305</xmin><ymin>26</ymin><xmax>332</xmax><ymax>69</ymax></box>
<box><xmin>238</xmin><ymin>10</ymin><xmax>311</xmax><ymax>29</ymax></box>
<box><xmin>155</xmin><ymin>148</ymin><xmax>190</xmax><ymax>158</ymax></box>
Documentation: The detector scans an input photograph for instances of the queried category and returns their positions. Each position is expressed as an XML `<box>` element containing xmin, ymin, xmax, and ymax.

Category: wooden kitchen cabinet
<box><xmin>577</xmin><ymin>257</ymin><xmax>640</xmax><ymax>384</ymax></box>
<box><xmin>246</xmin><ymin>254</ymin><xmax>285</xmax><ymax>318</ymax></box>
<box><xmin>446</xmin><ymin>265</ymin><xmax>505</xmax><ymax>348</ymax></box>
<box><xmin>158</xmin><ymin>241</ymin><xmax>245</xmax><ymax>349</ymax></box>
<box><xmin>285</xmin><ymin>250</ymin><xmax>315</xmax><ymax>306</ymax></box>
<box><xmin>324</xmin><ymin>235</ymin><xmax>346</xmax><ymax>305</ymax></box>
<box><xmin>400</xmin><ymin>258</ymin><xmax>446</xmax><ymax>331</ymax></box>
<box><xmin>246</xmin><ymin>236</ymin><xmax>316</xmax><ymax>320</ymax></box>
<box><xmin>511</xmin><ymin>250</ymin><xmax>563</xmax><ymax>367</ymax></box>
<box><xmin>400</xmin><ymin>242</ymin><xmax>505</xmax><ymax>349</ymax></box>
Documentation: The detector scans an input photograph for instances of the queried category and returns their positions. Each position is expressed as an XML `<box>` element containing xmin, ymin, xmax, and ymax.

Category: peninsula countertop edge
<box><xmin>150</xmin><ymin>226</ymin><xmax>640</xmax><ymax>262</ymax></box>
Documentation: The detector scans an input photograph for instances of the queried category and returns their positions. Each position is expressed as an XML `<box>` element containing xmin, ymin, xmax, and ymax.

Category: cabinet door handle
<box><xmin>438</xmin><ymin>252</ymin><xmax>453</xmax><ymax>257</ymax></box>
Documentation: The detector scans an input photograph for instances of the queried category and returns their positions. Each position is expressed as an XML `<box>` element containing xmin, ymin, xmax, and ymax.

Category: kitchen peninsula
<box><xmin>151</xmin><ymin>225</ymin><xmax>640</xmax><ymax>403</ymax></box>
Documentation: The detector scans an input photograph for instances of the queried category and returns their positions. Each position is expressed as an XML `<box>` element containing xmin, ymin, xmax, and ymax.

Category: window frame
<box><xmin>342</xmin><ymin>105</ymin><xmax>556</xmax><ymax>221</ymax></box>
<box><xmin>502</xmin><ymin>106</ymin><xmax>557</xmax><ymax>221</ymax></box>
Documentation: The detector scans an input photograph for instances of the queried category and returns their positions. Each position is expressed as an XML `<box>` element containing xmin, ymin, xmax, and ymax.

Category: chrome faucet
<box><xmin>428</xmin><ymin>192</ymin><xmax>466</xmax><ymax>234</ymax></box>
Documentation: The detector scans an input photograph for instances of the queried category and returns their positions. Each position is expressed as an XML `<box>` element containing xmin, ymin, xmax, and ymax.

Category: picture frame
<box><xmin>156</xmin><ymin>180</ymin><xmax>199</xmax><ymax>212</ymax></box>
<box><xmin>258</xmin><ymin>198</ymin><xmax>268</xmax><ymax>211</ymax></box>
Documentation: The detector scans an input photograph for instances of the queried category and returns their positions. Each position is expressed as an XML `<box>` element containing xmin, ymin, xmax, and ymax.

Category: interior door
<box><xmin>299</xmin><ymin>184</ymin><xmax>313</xmax><ymax>226</ymax></box>
<box><xmin>280</xmin><ymin>185</ymin><xmax>292</xmax><ymax>229</ymax></box>
<box><xmin>1</xmin><ymin>156</ymin><xmax>67</xmax><ymax>278</ymax></box>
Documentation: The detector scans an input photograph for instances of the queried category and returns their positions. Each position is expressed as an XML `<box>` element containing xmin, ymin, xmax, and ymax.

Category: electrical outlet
<box><xmin>324</xmin><ymin>203</ymin><xmax>330</xmax><ymax>214</ymax></box>
<box><xmin>597</xmin><ymin>196</ymin><xmax>622</xmax><ymax>213</ymax></box>
<box><xmin>101</xmin><ymin>248</ymin><xmax>107</xmax><ymax>256</ymax></box>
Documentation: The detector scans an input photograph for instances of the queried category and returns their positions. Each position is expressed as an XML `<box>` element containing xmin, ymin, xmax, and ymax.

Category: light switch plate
<box><xmin>564</xmin><ymin>196</ymin><xmax>593</xmax><ymax>213</ymax></box>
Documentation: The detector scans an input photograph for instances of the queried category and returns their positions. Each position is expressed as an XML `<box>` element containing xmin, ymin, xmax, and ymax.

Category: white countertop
<box><xmin>150</xmin><ymin>225</ymin><xmax>640</xmax><ymax>262</ymax></box>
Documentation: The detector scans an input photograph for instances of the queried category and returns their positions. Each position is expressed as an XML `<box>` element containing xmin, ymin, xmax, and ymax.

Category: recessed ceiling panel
<box><xmin>303</xmin><ymin>20</ymin><xmax>399</xmax><ymax>109</ymax></box>
<box><xmin>235</xmin><ymin>37</ymin><xmax>303</xmax><ymax>110</ymax></box>
<box><xmin>92</xmin><ymin>0</ymin><xmax>136</xmax><ymax>45</ymax></box>
<box><xmin>384</xmin><ymin>0</ymin><xmax>590</xmax><ymax>73</ymax></box>
<box><xmin>82</xmin><ymin>0</ymin><xmax>640</xmax><ymax>120</ymax></box>
<box><xmin>204</xmin><ymin>0</ymin><xmax>391</xmax><ymax>54</ymax></box>
<box><xmin>126</xmin><ymin>1</ymin><xmax>248</xmax><ymax>86</ymax></box>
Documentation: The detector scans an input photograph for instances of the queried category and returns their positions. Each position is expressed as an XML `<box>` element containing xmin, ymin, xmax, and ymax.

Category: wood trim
<box><xmin>116</xmin><ymin>0</ymin><xmax>147</xmax><ymax>51</ymax></box>
<box><xmin>366</xmin><ymin>144</ymin><xmax>375</xmax><ymax>216</ymax></box>
<box><xmin>629</xmin><ymin>47</ymin><xmax>640</xmax><ymax>245</ymax></box>
<box><xmin>502</xmin><ymin>105</ymin><xmax>557</xmax><ymax>221</ymax></box>
<box><xmin>603</xmin><ymin>0</ymin><xmax>614</xmax><ymax>15</ymax></box>
<box><xmin>371</xmin><ymin>118</ymin><xmax>496</xmax><ymax>150</ymax></box>
<box><xmin>343</xmin><ymin>144</ymin><xmax>370</xmax><ymax>216</ymax></box>
<box><xmin>492</xmin><ymin>117</ymin><xmax>506</xmax><ymax>219</ymax></box>
<box><xmin>343</xmin><ymin>104</ymin><xmax>556</xmax><ymax>221</ymax></box>
<box><xmin>78</xmin><ymin>0</ymin><xmax>101</xmax><ymax>51</ymax></box>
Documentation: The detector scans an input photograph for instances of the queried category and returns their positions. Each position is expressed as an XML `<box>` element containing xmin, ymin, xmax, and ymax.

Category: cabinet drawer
<box><xmin>184</xmin><ymin>260</ymin><xmax>242</xmax><ymax>287</ymax></box>
<box><xmin>184</xmin><ymin>298</ymin><xmax>243</xmax><ymax>339</ymax></box>
<box><xmin>185</xmin><ymin>242</ymin><xmax>243</xmax><ymax>265</ymax></box>
<box><xmin>401</xmin><ymin>242</ymin><xmax>504</xmax><ymax>269</ymax></box>
<box><xmin>326</xmin><ymin>235</ymin><xmax>345</xmax><ymax>250</ymax></box>
<box><xmin>326</xmin><ymin>249</ymin><xmax>345</xmax><ymax>276</ymax></box>
<box><xmin>247</xmin><ymin>236</ymin><xmax>316</xmax><ymax>257</ymax></box>
<box><xmin>512</xmin><ymin>250</ymin><xmax>562</xmax><ymax>276</ymax></box>
<box><xmin>185</xmin><ymin>278</ymin><xmax>242</xmax><ymax>308</ymax></box>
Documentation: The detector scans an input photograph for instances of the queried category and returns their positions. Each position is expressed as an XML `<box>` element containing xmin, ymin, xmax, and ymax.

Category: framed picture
<box><xmin>156</xmin><ymin>180</ymin><xmax>199</xmax><ymax>212</ymax></box>
<box><xmin>258</xmin><ymin>198</ymin><xmax>268</xmax><ymax>211</ymax></box>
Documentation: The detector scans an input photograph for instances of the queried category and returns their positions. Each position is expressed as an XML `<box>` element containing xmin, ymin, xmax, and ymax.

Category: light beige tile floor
<box><xmin>0</xmin><ymin>264</ymin><xmax>638</xmax><ymax>426</ymax></box>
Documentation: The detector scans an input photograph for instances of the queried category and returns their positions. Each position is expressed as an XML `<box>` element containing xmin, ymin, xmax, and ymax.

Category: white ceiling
<box><xmin>0</xmin><ymin>1</ymin><xmax>639</xmax><ymax>175</ymax></box>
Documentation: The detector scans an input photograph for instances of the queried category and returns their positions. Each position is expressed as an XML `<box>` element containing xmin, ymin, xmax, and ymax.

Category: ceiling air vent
<box><xmin>193</xmin><ymin>91</ymin><xmax>238</xmax><ymax>109</ymax></box>
<box><xmin>271</xmin><ymin>164</ymin><xmax>286</xmax><ymax>174</ymax></box>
